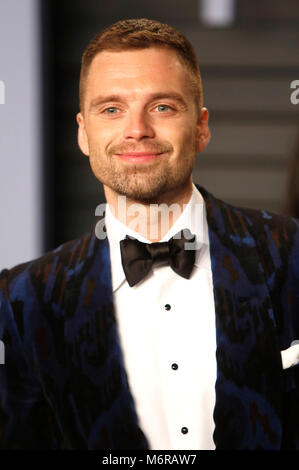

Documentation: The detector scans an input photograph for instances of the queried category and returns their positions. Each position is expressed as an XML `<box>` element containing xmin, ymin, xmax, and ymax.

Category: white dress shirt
<box><xmin>105</xmin><ymin>183</ymin><xmax>217</xmax><ymax>450</ymax></box>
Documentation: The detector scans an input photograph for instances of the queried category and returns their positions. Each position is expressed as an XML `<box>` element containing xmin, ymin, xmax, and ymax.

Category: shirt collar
<box><xmin>105</xmin><ymin>183</ymin><xmax>210</xmax><ymax>292</ymax></box>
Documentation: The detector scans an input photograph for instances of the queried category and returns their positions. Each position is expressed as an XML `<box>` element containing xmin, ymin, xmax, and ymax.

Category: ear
<box><xmin>76</xmin><ymin>112</ymin><xmax>90</xmax><ymax>156</ymax></box>
<box><xmin>196</xmin><ymin>107</ymin><xmax>210</xmax><ymax>153</ymax></box>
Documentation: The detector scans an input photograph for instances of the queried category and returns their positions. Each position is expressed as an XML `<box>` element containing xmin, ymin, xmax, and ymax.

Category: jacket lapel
<box><xmin>63</xmin><ymin>224</ymin><xmax>149</xmax><ymax>449</ymax></box>
<box><xmin>198</xmin><ymin>185</ymin><xmax>283</xmax><ymax>449</ymax></box>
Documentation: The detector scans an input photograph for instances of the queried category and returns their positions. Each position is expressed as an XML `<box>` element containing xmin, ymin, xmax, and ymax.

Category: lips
<box><xmin>115</xmin><ymin>152</ymin><xmax>165</xmax><ymax>163</ymax></box>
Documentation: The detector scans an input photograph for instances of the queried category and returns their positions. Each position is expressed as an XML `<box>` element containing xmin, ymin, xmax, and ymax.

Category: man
<box><xmin>0</xmin><ymin>18</ymin><xmax>299</xmax><ymax>450</ymax></box>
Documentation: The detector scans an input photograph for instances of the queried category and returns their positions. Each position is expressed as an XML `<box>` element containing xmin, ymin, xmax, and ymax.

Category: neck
<box><xmin>104</xmin><ymin>180</ymin><xmax>193</xmax><ymax>242</ymax></box>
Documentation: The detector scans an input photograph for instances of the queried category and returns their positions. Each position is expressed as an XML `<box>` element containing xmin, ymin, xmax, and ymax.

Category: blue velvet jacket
<box><xmin>0</xmin><ymin>185</ymin><xmax>299</xmax><ymax>449</ymax></box>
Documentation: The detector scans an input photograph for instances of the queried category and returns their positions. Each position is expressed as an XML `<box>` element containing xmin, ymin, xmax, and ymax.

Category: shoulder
<box><xmin>198</xmin><ymin>183</ymin><xmax>299</xmax><ymax>246</ymax></box>
<box><xmin>234</xmin><ymin>204</ymin><xmax>299</xmax><ymax>247</ymax></box>
<box><xmin>0</xmin><ymin>225</ymin><xmax>99</xmax><ymax>299</ymax></box>
<box><xmin>198</xmin><ymin>184</ymin><xmax>299</xmax><ymax>284</ymax></box>
<box><xmin>236</xmin><ymin>206</ymin><xmax>299</xmax><ymax>274</ymax></box>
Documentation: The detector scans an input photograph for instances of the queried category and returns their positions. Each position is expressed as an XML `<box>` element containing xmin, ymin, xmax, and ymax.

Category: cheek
<box><xmin>175</xmin><ymin>125</ymin><xmax>197</xmax><ymax>149</ymax></box>
<box><xmin>90</xmin><ymin>123</ymin><xmax>119</xmax><ymax>147</ymax></box>
<box><xmin>87</xmin><ymin>127</ymin><xmax>109</xmax><ymax>153</ymax></box>
<box><xmin>160</xmin><ymin>121</ymin><xmax>192</xmax><ymax>142</ymax></box>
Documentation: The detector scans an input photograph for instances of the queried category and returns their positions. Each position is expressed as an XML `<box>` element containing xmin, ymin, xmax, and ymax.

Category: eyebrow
<box><xmin>88</xmin><ymin>92</ymin><xmax>188</xmax><ymax>111</ymax></box>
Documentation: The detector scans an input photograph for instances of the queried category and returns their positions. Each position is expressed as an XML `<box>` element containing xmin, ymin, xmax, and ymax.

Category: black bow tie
<box><xmin>120</xmin><ymin>229</ymin><xmax>196</xmax><ymax>287</ymax></box>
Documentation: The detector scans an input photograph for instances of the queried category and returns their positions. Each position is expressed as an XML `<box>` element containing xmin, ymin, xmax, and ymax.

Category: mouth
<box><xmin>115</xmin><ymin>152</ymin><xmax>166</xmax><ymax>163</ymax></box>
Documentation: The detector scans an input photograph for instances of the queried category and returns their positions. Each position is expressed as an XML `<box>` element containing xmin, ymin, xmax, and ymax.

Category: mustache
<box><xmin>108</xmin><ymin>141</ymin><xmax>173</xmax><ymax>156</ymax></box>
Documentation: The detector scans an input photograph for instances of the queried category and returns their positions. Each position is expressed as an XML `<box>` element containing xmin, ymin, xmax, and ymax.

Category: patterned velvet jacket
<box><xmin>0</xmin><ymin>185</ymin><xmax>299</xmax><ymax>450</ymax></box>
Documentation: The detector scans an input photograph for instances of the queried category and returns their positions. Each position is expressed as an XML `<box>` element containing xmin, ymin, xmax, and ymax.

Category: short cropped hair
<box><xmin>79</xmin><ymin>18</ymin><xmax>203</xmax><ymax>114</ymax></box>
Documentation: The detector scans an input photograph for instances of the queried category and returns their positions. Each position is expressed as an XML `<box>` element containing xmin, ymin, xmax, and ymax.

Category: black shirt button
<box><xmin>164</xmin><ymin>304</ymin><xmax>171</xmax><ymax>310</ymax></box>
<box><xmin>171</xmin><ymin>363</ymin><xmax>178</xmax><ymax>370</ymax></box>
<box><xmin>181</xmin><ymin>427</ymin><xmax>188</xmax><ymax>434</ymax></box>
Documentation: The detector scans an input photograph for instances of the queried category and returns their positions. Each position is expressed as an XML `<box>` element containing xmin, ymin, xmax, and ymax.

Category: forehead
<box><xmin>85</xmin><ymin>47</ymin><xmax>192</xmax><ymax>100</ymax></box>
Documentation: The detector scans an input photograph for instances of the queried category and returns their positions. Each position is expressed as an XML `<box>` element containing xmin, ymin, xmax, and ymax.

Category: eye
<box><xmin>155</xmin><ymin>104</ymin><xmax>173</xmax><ymax>112</ymax></box>
<box><xmin>103</xmin><ymin>106</ymin><xmax>120</xmax><ymax>114</ymax></box>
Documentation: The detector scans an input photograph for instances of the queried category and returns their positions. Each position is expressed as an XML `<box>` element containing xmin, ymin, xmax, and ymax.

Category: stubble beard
<box><xmin>89</xmin><ymin>136</ymin><xmax>197</xmax><ymax>204</ymax></box>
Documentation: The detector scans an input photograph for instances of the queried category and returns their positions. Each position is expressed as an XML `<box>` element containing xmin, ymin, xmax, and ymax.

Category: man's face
<box><xmin>77</xmin><ymin>47</ymin><xmax>209</xmax><ymax>203</ymax></box>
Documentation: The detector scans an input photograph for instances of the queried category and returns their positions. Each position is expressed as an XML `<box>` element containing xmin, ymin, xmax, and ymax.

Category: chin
<box><xmin>110</xmin><ymin>182</ymin><xmax>165</xmax><ymax>203</ymax></box>
<box><xmin>119</xmin><ymin>181</ymin><xmax>186</xmax><ymax>204</ymax></box>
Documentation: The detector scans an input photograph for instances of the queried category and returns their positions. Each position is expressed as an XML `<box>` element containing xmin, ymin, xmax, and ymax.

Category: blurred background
<box><xmin>0</xmin><ymin>0</ymin><xmax>299</xmax><ymax>269</ymax></box>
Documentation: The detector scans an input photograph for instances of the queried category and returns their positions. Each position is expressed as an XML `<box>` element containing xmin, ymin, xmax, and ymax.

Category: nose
<box><xmin>123</xmin><ymin>109</ymin><xmax>155</xmax><ymax>141</ymax></box>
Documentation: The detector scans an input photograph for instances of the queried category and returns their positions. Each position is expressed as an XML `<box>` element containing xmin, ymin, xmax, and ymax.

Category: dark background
<box><xmin>42</xmin><ymin>0</ymin><xmax>299</xmax><ymax>251</ymax></box>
